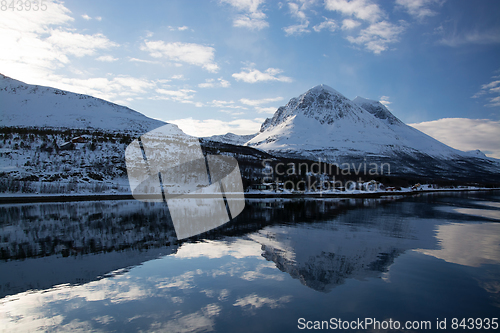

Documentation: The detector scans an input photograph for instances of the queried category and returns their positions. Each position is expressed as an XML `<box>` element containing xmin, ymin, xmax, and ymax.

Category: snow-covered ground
<box><xmin>0</xmin><ymin>74</ymin><xmax>199</xmax><ymax>195</ymax></box>
<box><xmin>0</xmin><ymin>129</ymin><xmax>132</xmax><ymax>194</ymax></box>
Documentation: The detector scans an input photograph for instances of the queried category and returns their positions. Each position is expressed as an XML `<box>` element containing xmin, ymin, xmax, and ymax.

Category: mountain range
<box><xmin>1</xmin><ymin>74</ymin><xmax>499</xmax><ymax>189</ymax></box>
<box><xmin>203</xmin><ymin>132</ymin><xmax>257</xmax><ymax>146</ymax></box>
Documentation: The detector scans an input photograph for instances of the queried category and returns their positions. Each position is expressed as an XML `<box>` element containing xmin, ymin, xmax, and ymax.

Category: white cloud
<box><xmin>324</xmin><ymin>0</ymin><xmax>408</xmax><ymax>54</ymax></box>
<box><xmin>81</xmin><ymin>14</ymin><xmax>102</xmax><ymax>21</ymax></box>
<box><xmin>153</xmin><ymin>87</ymin><xmax>204</xmax><ymax>107</ymax></box>
<box><xmin>30</xmin><ymin>75</ymin><xmax>156</xmax><ymax>105</ymax></box>
<box><xmin>481</xmin><ymin>80</ymin><xmax>500</xmax><ymax>90</ymax></box>
<box><xmin>325</xmin><ymin>0</ymin><xmax>384</xmax><ymax>23</ymax></box>
<box><xmin>255</xmin><ymin>106</ymin><xmax>278</xmax><ymax>114</ymax></box>
<box><xmin>410</xmin><ymin>118</ymin><xmax>500</xmax><ymax>158</ymax></box>
<box><xmin>471</xmin><ymin>90</ymin><xmax>487</xmax><ymax>99</ymax></box>
<box><xmin>198</xmin><ymin>78</ymin><xmax>231</xmax><ymax>88</ymax></box>
<box><xmin>168</xmin><ymin>25</ymin><xmax>190</xmax><ymax>31</ymax></box>
<box><xmin>488</xmin><ymin>96</ymin><xmax>500</xmax><ymax>107</ymax></box>
<box><xmin>0</xmin><ymin>1</ymin><xmax>119</xmax><ymax>83</ymax></box>
<box><xmin>395</xmin><ymin>0</ymin><xmax>442</xmax><ymax>19</ymax></box>
<box><xmin>233</xmin><ymin>12</ymin><xmax>269</xmax><ymax>30</ymax></box>
<box><xmin>96</xmin><ymin>55</ymin><xmax>118</xmax><ymax>62</ymax></box>
<box><xmin>240</xmin><ymin>96</ymin><xmax>283</xmax><ymax>106</ymax></box>
<box><xmin>346</xmin><ymin>20</ymin><xmax>406</xmax><ymax>54</ymax></box>
<box><xmin>221</xmin><ymin>0</ymin><xmax>269</xmax><ymax>30</ymax></box>
<box><xmin>472</xmin><ymin>74</ymin><xmax>500</xmax><ymax>107</ymax></box>
<box><xmin>46</xmin><ymin>30</ymin><xmax>117</xmax><ymax>57</ymax></box>
<box><xmin>0</xmin><ymin>1</ymin><xmax>203</xmax><ymax>109</ymax></box>
<box><xmin>141</xmin><ymin>40</ymin><xmax>219</xmax><ymax>72</ymax></box>
<box><xmin>208</xmin><ymin>100</ymin><xmax>246</xmax><ymax>109</ymax></box>
<box><xmin>239</xmin><ymin>97</ymin><xmax>282</xmax><ymax>114</ymax></box>
<box><xmin>283</xmin><ymin>2</ymin><xmax>314</xmax><ymax>36</ymax></box>
<box><xmin>439</xmin><ymin>29</ymin><xmax>500</xmax><ymax>47</ymax></box>
<box><xmin>232</xmin><ymin>67</ymin><xmax>293</xmax><ymax>83</ymax></box>
<box><xmin>219</xmin><ymin>109</ymin><xmax>246</xmax><ymax>116</ymax></box>
<box><xmin>0</xmin><ymin>1</ymin><xmax>73</xmax><ymax>34</ymax></box>
<box><xmin>379</xmin><ymin>95</ymin><xmax>391</xmax><ymax>107</ymax></box>
<box><xmin>288</xmin><ymin>1</ymin><xmax>308</xmax><ymax>21</ymax></box>
<box><xmin>341</xmin><ymin>18</ymin><xmax>361</xmax><ymax>30</ymax></box>
<box><xmin>198</xmin><ymin>80</ymin><xmax>214</xmax><ymax>88</ymax></box>
<box><xmin>155</xmin><ymin>88</ymin><xmax>197</xmax><ymax>102</ymax></box>
<box><xmin>167</xmin><ymin>117</ymin><xmax>264</xmax><ymax>136</ymax></box>
<box><xmin>313</xmin><ymin>18</ymin><xmax>337</xmax><ymax>32</ymax></box>
<box><xmin>220</xmin><ymin>0</ymin><xmax>265</xmax><ymax>13</ymax></box>
<box><xmin>184</xmin><ymin>100</ymin><xmax>205</xmax><ymax>107</ymax></box>
<box><xmin>128</xmin><ymin>57</ymin><xmax>160</xmax><ymax>64</ymax></box>
<box><xmin>284</xmin><ymin>22</ymin><xmax>310</xmax><ymax>36</ymax></box>
<box><xmin>219</xmin><ymin>79</ymin><xmax>231</xmax><ymax>87</ymax></box>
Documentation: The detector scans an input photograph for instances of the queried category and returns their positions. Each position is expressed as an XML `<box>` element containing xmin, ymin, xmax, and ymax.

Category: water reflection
<box><xmin>417</xmin><ymin>222</ymin><xmax>500</xmax><ymax>267</ymax></box>
<box><xmin>0</xmin><ymin>201</ymin><xmax>179</xmax><ymax>298</ymax></box>
<box><xmin>0</xmin><ymin>201</ymin><xmax>178</xmax><ymax>260</ymax></box>
<box><xmin>2</xmin><ymin>194</ymin><xmax>500</xmax><ymax>297</ymax></box>
<box><xmin>0</xmin><ymin>191</ymin><xmax>499</xmax><ymax>332</ymax></box>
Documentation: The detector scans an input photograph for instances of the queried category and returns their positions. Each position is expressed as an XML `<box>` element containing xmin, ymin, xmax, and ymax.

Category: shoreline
<box><xmin>0</xmin><ymin>188</ymin><xmax>498</xmax><ymax>204</ymax></box>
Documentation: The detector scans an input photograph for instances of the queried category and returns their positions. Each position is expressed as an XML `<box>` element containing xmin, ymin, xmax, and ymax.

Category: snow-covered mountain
<box><xmin>246</xmin><ymin>85</ymin><xmax>499</xmax><ymax>178</ymax></box>
<box><xmin>351</xmin><ymin>96</ymin><xmax>403</xmax><ymax>125</ymax></box>
<box><xmin>248</xmin><ymin>84</ymin><xmax>464</xmax><ymax>159</ymax></box>
<box><xmin>0</xmin><ymin>74</ymin><xmax>175</xmax><ymax>134</ymax></box>
<box><xmin>202</xmin><ymin>132</ymin><xmax>257</xmax><ymax>146</ymax></box>
<box><xmin>0</xmin><ymin>74</ymin><xmax>205</xmax><ymax>194</ymax></box>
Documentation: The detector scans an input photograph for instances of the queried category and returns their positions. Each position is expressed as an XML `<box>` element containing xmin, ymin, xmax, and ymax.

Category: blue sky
<box><xmin>1</xmin><ymin>0</ymin><xmax>499</xmax><ymax>156</ymax></box>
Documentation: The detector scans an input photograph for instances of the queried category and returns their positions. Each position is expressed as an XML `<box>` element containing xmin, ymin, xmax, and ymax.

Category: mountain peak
<box><xmin>260</xmin><ymin>84</ymin><xmax>365</xmax><ymax>132</ymax></box>
<box><xmin>352</xmin><ymin>96</ymin><xmax>377</xmax><ymax>105</ymax></box>
<box><xmin>308</xmin><ymin>84</ymin><xmax>343</xmax><ymax>96</ymax></box>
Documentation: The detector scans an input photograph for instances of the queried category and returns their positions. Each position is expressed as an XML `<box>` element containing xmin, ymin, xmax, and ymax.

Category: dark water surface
<box><xmin>1</xmin><ymin>191</ymin><xmax>499</xmax><ymax>332</ymax></box>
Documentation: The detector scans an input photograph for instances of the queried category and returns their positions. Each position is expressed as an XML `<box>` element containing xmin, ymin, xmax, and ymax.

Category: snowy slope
<box><xmin>0</xmin><ymin>74</ymin><xmax>178</xmax><ymax>134</ymax></box>
<box><xmin>203</xmin><ymin>132</ymin><xmax>257</xmax><ymax>145</ymax></box>
<box><xmin>352</xmin><ymin>96</ymin><xmax>403</xmax><ymax>125</ymax></box>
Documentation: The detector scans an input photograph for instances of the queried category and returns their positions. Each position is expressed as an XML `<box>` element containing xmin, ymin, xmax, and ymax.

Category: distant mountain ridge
<box><xmin>202</xmin><ymin>132</ymin><xmax>257</xmax><ymax>146</ymax></box>
<box><xmin>0</xmin><ymin>74</ymin><xmax>175</xmax><ymax>134</ymax></box>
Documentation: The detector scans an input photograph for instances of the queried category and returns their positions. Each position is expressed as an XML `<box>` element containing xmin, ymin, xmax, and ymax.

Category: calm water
<box><xmin>1</xmin><ymin>192</ymin><xmax>499</xmax><ymax>332</ymax></box>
